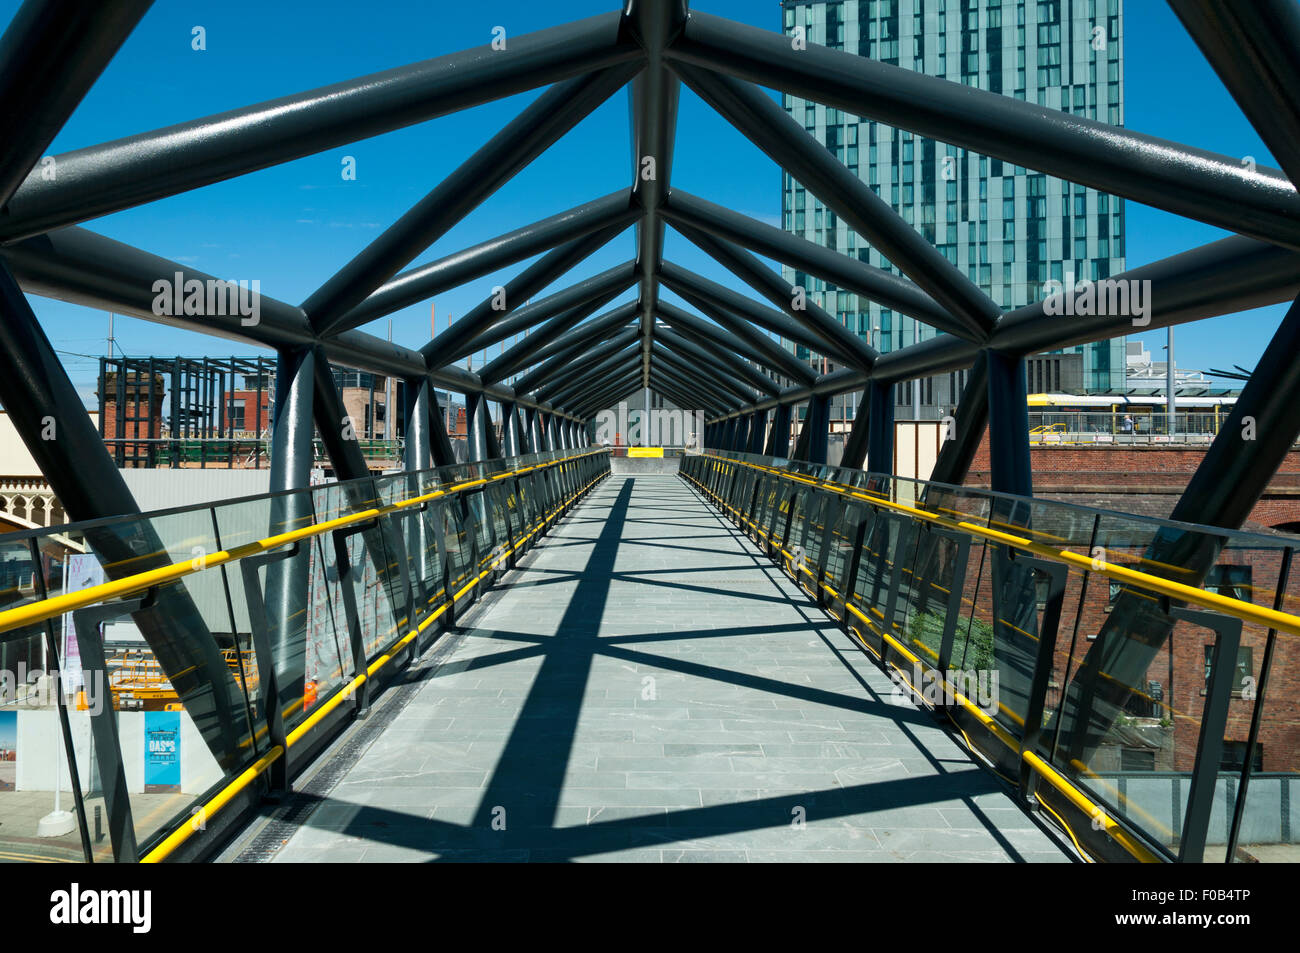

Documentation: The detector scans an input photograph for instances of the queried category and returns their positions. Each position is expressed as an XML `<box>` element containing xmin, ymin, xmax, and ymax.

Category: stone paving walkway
<box><xmin>268</xmin><ymin>474</ymin><xmax>1070</xmax><ymax>862</ymax></box>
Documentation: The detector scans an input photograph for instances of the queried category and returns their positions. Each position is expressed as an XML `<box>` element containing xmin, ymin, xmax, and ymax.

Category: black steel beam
<box><xmin>656</xmin><ymin>300</ymin><xmax>788</xmax><ymax>383</ymax></box>
<box><xmin>674</xmin><ymin>63</ymin><xmax>1003</xmax><ymax>337</ymax></box>
<box><xmin>926</xmin><ymin>352</ymin><xmax>989</xmax><ymax>488</ymax></box>
<box><xmin>648</xmin><ymin>368</ymin><xmax>725</xmax><ymax>419</ymax></box>
<box><xmin>651</xmin><ymin>341</ymin><xmax>757</xmax><ymax>407</ymax></box>
<box><xmin>542</xmin><ymin>348</ymin><xmax>641</xmax><ymax>407</ymax></box>
<box><xmin>766</xmin><ymin>404</ymin><xmax>792</xmax><ymax>457</ymax></box>
<box><xmin>0</xmin><ymin>0</ymin><xmax>154</xmax><ymax>208</ymax></box>
<box><xmin>0</xmin><ymin>12</ymin><xmax>642</xmax><ymax>243</ymax></box>
<box><xmin>431</xmin><ymin>261</ymin><xmax>636</xmax><ymax>367</ymax></box>
<box><xmin>662</xmin><ymin>189</ymin><xmax>979</xmax><ymax>341</ymax></box>
<box><xmin>476</xmin><ymin>279</ymin><xmax>636</xmax><ymax>382</ymax></box>
<box><xmin>403</xmin><ymin>377</ymin><xmax>434</xmax><ymax>474</ymax></box>
<box><xmin>506</xmin><ymin>310</ymin><xmax>640</xmax><ymax>393</ymax></box>
<box><xmin>655</xmin><ymin>291</ymin><xmax>814</xmax><ymax>386</ymax></box>
<box><xmin>985</xmin><ymin>350</ymin><xmax>1032</xmax><ymax>497</ymax></box>
<box><xmin>492</xmin><ymin>304</ymin><xmax>639</xmax><ymax>386</ymax></box>
<box><xmin>623</xmin><ymin>0</ymin><xmax>688</xmax><ymax>388</ymax></box>
<box><xmin>466</xmin><ymin>393</ymin><xmax>490</xmax><ymax>462</ymax></box>
<box><xmin>666</xmin><ymin>10</ymin><xmax>1300</xmax><ymax>251</ymax></box>
<box><xmin>677</xmin><ymin>222</ymin><xmax>878</xmax><ymax>371</ymax></box>
<box><xmin>329</xmin><ymin>191</ymin><xmax>638</xmax><ymax>336</ymax></box>
<box><xmin>514</xmin><ymin>326</ymin><xmax>640</xmax><ymax>398</ymax></box>
<box><xmin>747</xmin><ymin>410</ymin><xmax>767</xmax><ymax>454</ymax></box>
<box><xmin>263</xmin><ymin>346</ymin><xmax>317</xmax><ymax>748</ymax></box>
<box><xmin>0</xmin><ymin>260</ymin><xmax>247</xmax><ymax>772</ymax></box>
<box><xmin>302</xmin><ymin>65</ymin><xmax>639</xmax><ymax>332</ymax></box>
<box><xmin>500</xmin><ymin>401</ymin><xmax>522</xmax><ymax>457</ymax></box>
<box><xmin>655</xmin><ymin>325</ymin><xmax>781</xmax><ymax>396</ymax></box>
<box><xmin>1171</xmin><ymin>292</ymin><xmax>1300</xmax><ymax>528</ymax></box>
<box><xmin>422</xmin><ymin>222</ymin><xmax>629</xmax><ymax>362</ymax></box>
<box><xmin>649</xmin><ymin>361</ymin><xmax>733</xmax><ymax>417</ymax></box>
<box><xmin>574</xmin><ymin>371</ymin><xmax>643</xmax><ymax>419</ymax></box>
<box><xmin>703</xmin><ymin>234</ymin><xmax>1300</xmax><ymax>423</ymax></box>
<box><xmin>0</xmin><ymin>225</ymin><xmax>586</xmax><ymax>420</ymax></box>
<box><xmin>649</xmin><ymin>334</ymin><xmax>763</xmax><ymax>405</ymax></box>
<box><xmin>840</xmin><ymin>390</ymin><xmax>871</xmax><ymax>471</ymax></box>
<box><xmin>659</xmin><ymin>260</ymin><xmax>844</xmax><ymax>370</ymax></box>
<box><xmin>864</xmin><ymin>381</ymin><xmax>894</xmax><ymax>476</ymax></box>
<box><xmin>1170</xmin><ymin>0</ymin><xmax>1300</xmax><ymax>189</ymax></box>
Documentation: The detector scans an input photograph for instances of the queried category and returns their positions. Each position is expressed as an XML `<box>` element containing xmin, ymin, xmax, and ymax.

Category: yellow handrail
<box><xmin>702</xmin><ymin>453</ymin><xmax>1300</xmax><ymax>638</ymax></box>
<box><xmin>138</xmin><ymin>461</ymin><xmax>609</xmax><ymax>862</ymax></box>
<box><xmin>0</xmin><ymin>450</ymin><xmax>606</xmax><ymax>637</ymax></box>
<box><xmin>680</xmin><ymin>455</ymin><xmax>1270</xmax><ymax>864</ymax></box>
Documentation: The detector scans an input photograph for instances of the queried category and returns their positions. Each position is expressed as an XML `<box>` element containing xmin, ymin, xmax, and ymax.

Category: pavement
<box><xmin>263</xmin><ymin>474</ymin><xmax>1070</xmax><ymax>863</ymax></box>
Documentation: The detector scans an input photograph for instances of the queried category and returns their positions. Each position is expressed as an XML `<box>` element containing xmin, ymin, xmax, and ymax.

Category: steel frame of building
<box><xmin>0</xmin><ymin>0</ymin><xmax>1298</xmax><ymax>530</ymax></box>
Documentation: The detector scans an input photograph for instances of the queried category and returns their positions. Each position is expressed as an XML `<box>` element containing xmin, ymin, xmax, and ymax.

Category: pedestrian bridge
<box><xmin>1</xmin><ymin>447</ymin><xmax>1295</xmax><ymax>864</ymax></box>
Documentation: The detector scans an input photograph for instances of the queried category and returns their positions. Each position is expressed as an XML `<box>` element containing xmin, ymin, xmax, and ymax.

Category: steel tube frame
<box><xmin>0</xmin><ymin>225</ymin><xmax>585</xmax><ymax>420</ymax></box>
<box><xmin>475</xmin><ymin>276</ymin><xmax>636</xmax><ymax>382</ymax></box>
<box><xmin>427</xmin><ymin>223</ymin><xmax>631</xmax><ymax>363</ymax></box>
<box><xmin>0</xmin><ymin>260</ymin><xmax>248</xmax><ymax>771</ymax></box>
<box><xmin>0</xmin><ymin>0</ymin><xmax>154</xmax><ymax>209</ymax></box>
<box><xmin>331</xmin><ymin>191</ymin><xmax>637</xmax><ymax>335</ymax></box>
<box><xmin>662</xmin><ymin>189</ymin><xmax>975</xmax><ymax>340</ymax></box>
<box><xmin>0</xmin><ymin>11</ymin><xmax>643</xmax><ymax>243</ymax></box>
<box><xmin>673</xmin><ymin>62</ymin><xmax>1002</xmax><ymax>340</ymax></box>
<box><xmin>655</xmin><ymin>324</ymin><xmax>781</xmax><ymax>395</ymax></box>
<box><xmin>703</xmin><ymin>235</ymin><xmax>1300</xmax><ymax>424</ymax></box>
<box><xmin>508</xmin><ymin>319</ymin><xmax>640</xmax><ymax>396</ymax></box>
<box><xmin>1170</xmin><ymin>0</ymin><xmax>1300</xmax><ymax>190</ymax></box>
<box><xmin>658</xmin><ymin>261</ymin><xmax>846</xmax><ymax>372</ymax></box>
<box><xmin>491</xmin><ymin>305</ymin><xmax>640</xmax><ymax>388</ymax></box>
<box><xmin>436</xmin><ymin>262</ymin><xmax>636</xmax><ymax>367</ymax></box>
<box><xmin>665</xmin><ymin>10</ymin><xmax>1300</xmax><ymax>251</ymax></box>
<box><xmin>303</xmin><ymin>65</ymin><xmax>640</xmax><ymax>331</ymax></box>
<box><xmin>676</xmin><ymin>222</ymin><xmax>879</xmax><ymax>371</ymax></box>
<box><xmin>647</xmin><ymin>363</ymin><xmax>733</xmax><ymax>417</ymax></box>
<box><xmin>651</xmin><ymin>342</ymin><xmax>756</xmax><ymax>408</ymax></box>
<box><xmin>625</xmin><ymin>0</ymin><xmax>688</xmax><ymax>389</ymax></box>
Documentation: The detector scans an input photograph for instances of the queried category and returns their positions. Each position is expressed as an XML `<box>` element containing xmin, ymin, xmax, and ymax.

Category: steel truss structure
<box><xmin>0</xmin><ymin>0</ymin><xmax>1299</xmax><ymax>531</ymax></box>
<box><xmin>0</xmin><ymin>0</ymin><xmax>1299</xmax><ymax>865</ymax></box>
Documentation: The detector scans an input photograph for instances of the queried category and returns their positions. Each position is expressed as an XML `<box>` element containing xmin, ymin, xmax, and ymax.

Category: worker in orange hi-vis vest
<box><xmin>304</xmin><ymin>679</ymin><xmax>318</xmax><ymax>711</ymax></box>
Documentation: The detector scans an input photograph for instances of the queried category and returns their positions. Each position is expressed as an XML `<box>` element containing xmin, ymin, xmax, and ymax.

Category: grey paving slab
<box><xmin>269</xmin><ymin>475</ymin><xmax>1070</xmax><ymax>864</ymax></box>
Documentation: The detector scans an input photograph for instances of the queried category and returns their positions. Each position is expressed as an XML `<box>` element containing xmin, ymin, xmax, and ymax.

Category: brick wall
<box><xmin>101</xmin><ymin>372</ymin><xmax>165</xmax><ymax>465</ymax></box>
<box><xmin>963</xmin><ymin>425</ymin><xmax>1300</xmax><ymax>532</ymax></box>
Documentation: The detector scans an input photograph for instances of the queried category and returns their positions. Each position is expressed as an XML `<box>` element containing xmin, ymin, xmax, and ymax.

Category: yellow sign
<box><xmin>627</xmin><ymin>447</ymin><xmax>664</xmax><ymax>458</ymax></box>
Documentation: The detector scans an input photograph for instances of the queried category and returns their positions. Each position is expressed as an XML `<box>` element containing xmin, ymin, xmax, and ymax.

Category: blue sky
<box><xmin>0</xmin><ymin>0</ymin><xmax>1287</xmax><ymax>403</ymax></box>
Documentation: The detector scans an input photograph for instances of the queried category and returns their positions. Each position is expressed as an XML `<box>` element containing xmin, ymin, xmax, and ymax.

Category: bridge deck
<box><xmin>261</xmin><ymin>475</ymin><xmax>1070</xmax><ymax>862</ymax></box>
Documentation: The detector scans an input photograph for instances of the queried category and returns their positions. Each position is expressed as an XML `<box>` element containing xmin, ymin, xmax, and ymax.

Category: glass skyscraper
<box><xmin>779</xmin><ymin>0</ymin><xmax>1127</xmax><ymax>416</ymax></box>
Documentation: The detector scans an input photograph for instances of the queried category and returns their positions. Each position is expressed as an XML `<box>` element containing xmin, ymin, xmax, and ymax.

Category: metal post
<box><xmin>0</xmin><ymin>261</ymin><xmax>247</xmax><ymax>771</ymax></box>
<box><xmin>262</xmin><ymin>346</ymin><xmax>317</xmax><ymax>750</ymax></box>
<box><xmin>927</xmin><ymin>352</ymin><xmax>989</xmax><ymax>489</ymax></box>
<box><xmin>865</xmin><ymin>380</ymin><xmax>895</xmax><ymax>478</ymax></box>
<box><xmin>766</xmin><ymin>404</ymin><xmax>791</xmax><ymax>458</ymax></box>
<box><xmin>841</xmin><ymin>390</ymin><xmax>872</xmax><ymax>471</ymax></box>
<box><xmin>985</xmin><ymin>349</ymin><xmax>1032</xmax><ymax>497</ymax></box>
<box><xmin>466</xmin><ymin>392</ymin><xmax>492</xmax><ymax>463</ymax></box>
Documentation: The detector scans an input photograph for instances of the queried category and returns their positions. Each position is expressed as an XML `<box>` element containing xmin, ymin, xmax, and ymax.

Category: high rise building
<box><xmin>779</xmin><ymin>0</ymin><xmax>1126</xmax><ymax>421</ymax></box>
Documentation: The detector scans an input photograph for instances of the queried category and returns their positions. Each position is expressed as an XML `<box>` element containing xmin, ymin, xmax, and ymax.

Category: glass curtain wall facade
<box><xmin>780</xmin><ymin>0</ymin><xmax>1127</xmax><ymax>419</ymax></box>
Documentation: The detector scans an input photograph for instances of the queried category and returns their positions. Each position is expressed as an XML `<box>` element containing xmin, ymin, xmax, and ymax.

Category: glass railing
<box><xmin>0</xmin><ymin>448</ymin><xmax>610</xmax><ymax>863</ymax></box>
<box><xmin>683</xmin><ymin>448</ymin><xmax>1299</xmax><ymax>864</ymax></box>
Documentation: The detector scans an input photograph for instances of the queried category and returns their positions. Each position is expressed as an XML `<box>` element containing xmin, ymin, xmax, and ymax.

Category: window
<box><xmin>226</xmin><ymin>398</ymin><xmax>246</xmax><ymax>431</ymax></box>
<box><xmin>1120</xmin><ymin>748</ymin><xmax>1155</xmax><ymax>771</ymax></box>
<box><xmin>1220</xmin><ymin>741</ymin><xmax>1264</xmax><ymax>773</ymax></box>
<box><xmin>1206</xmin><ymin>565</ymin><xmax>1251</xmax><ymax>603</ymax></box>
<box><xmin>1204</xmin><ymin>645</ymin><xmax>1254</xmax><ymax>697</ymax></box>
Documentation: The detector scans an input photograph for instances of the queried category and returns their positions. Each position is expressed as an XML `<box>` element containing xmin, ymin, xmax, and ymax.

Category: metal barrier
<box><xmin>681</xmin><ymin>449</ymin><xmax>1300</xmax><ymax>864</ymax></box>
<box><xmin>0</xmin><ymin>448</ymin><xmax>610</xmax><ymax>863</ymax></box>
